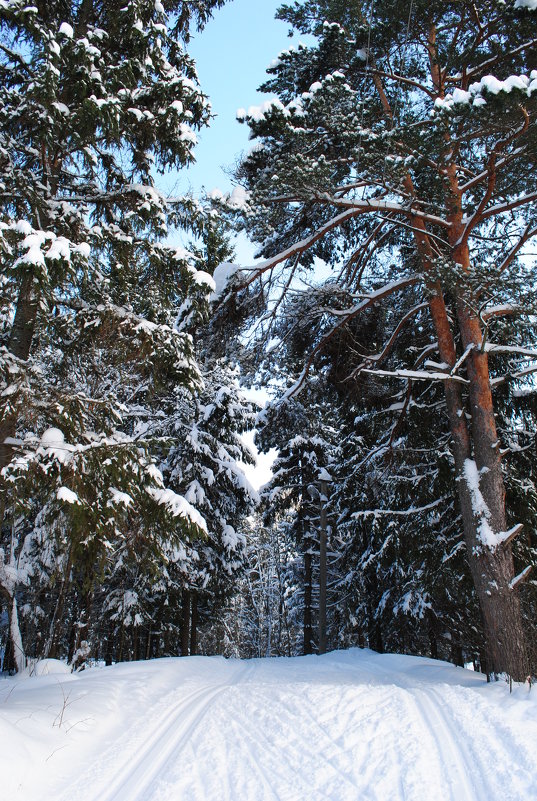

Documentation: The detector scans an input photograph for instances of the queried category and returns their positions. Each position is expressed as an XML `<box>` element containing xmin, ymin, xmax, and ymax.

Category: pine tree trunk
<box><xmin>303</xmin><ymin>548</ymin><xmax>314</xmax><ymax>655</ymax></box>
<box><xmin>133</xmin><ymin>628</ymin><xmax>140</xmax><ymax>662</ymax></box>
<box><xmin>46</xmin><ymin>544</ymin><xmax>74</xmax><ymax>659</ymax></box>
<box><xmin>190</xmin><ymin>592</ymin><xmax>198</xmax><ymax>656</ymax></box>
<box><xmin>0</xmin><ymin>273</ymin><xmax>40</xmax><ymax>474</ymax></box>
<box><xmin>366</xmin><ymin>19</ymin><xmax>529</xmax><ymax>681</ymax></box>
<box><xmin>318</xmin><ymin>480</ymin><xmax>328</xmax><ymax>655</ymax></box>
<box><xmin>181</xmin><ymin>588</ymin><xmax>190</xmax><ymax>656</ymax></box>
<box><xmin>448</xmin><ymin>221</ymin><xmax>528</xmax><ymax>680</ymax></box>
<box><xmin>145</xmin><ymin>629</ymin><xmax>152</xmax><ymax>660</ymax></box>
<box><xmin>105</xmin><ymin>636</ymin><xmax>113</xmax><ymax>666</ymax></box>
<box><xmin>8</xmin><ymin>596</ymin><xmax>25</xmax><ymax>673</ymax></box>
<box><xmin>428</xmin><ymin>290</ymin><xmax>528</xmax><ymax>679</ymax></box>
<box><xmin>409</xmin><ymin>185</ymin><xmax>528</xmax><ymax>680</ymax></box>
<box><xmin>71</xmin><ymin>592</ymin><xmax>92</xmax><ymax>671</ymax></box>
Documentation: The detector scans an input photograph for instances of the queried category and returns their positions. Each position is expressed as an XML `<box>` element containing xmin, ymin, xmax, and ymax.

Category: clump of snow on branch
<box><xmin>435</xmin><ymin>72</ymin><xmax>537</xmax><ymax>111</ymax></box>
<box><xmin>146</xmin><ymin>487</ymin><xmax>207</xmax><ymax>532</ymax></box>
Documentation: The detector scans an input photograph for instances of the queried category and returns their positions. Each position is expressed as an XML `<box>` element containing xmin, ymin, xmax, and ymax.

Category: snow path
<box><xmin>1</xmin><ymin>649</ymin><xmax>536</xmax><ymax>801</ymax></box>
<box><xmin>86</xmin><ymin>661</ymin><xmax>254</xmax><ymax>801</ymax></box>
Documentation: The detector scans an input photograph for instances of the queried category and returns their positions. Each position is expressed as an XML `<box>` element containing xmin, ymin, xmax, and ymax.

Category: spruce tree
<box><xmin>0</xmin><ymin>0</ymin><xmax>228</xmax><ymax>669</ymax></box>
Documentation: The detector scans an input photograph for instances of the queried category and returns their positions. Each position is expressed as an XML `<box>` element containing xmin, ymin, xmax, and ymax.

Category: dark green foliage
<box><xmin>230</xmin><ymin>0</ymin><xmax>537</xmax><ymax>674</ymax></box>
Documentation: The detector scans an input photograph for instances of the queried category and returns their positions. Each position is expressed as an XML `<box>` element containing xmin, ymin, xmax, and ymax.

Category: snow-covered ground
<box><xmin>1</xmin><ymin>649</ymin><xmax>536</xmax><ymax>801</ymax></box>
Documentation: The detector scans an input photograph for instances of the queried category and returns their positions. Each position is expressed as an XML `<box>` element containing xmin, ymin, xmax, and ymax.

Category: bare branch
<box><xmin>360</xmin><ymin>367</ymin><xmax>469</xmax><ymax>384</ymax></box>
<box><xmin>363</xmin><ymin>67</ymin><xmax>436</xmax><ymax>99</ymax></box>
<box><xmin>346</xmin><ymin>302</ymin><xmax>429</xmax><ymax>379</ymax></box>
<box><xmin>463</xmin><ymin>38</ymin><xmax>537</xmax><ymax>81</ymax></box>
<box><xmin>457</xmin><ymin>108</ymin><xmax>530</xmax><ymax>248</ymax></box>
<box><xmin>278</xmin><ymin>276</ymin><xmax>421</xmax><ymax>400</ymax></box>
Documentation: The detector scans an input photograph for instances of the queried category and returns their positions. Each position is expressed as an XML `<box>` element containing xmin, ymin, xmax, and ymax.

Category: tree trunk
<box><xmin>303</xmin><ymin>547</ymin><xmax>314</xmax><ymax>655</ymax></box>
<box><xmin>105</xmin><ymin>636</ymin><xmax>113</xmax><ymax>666</ymax></box>
<box><xmin>428</xmin><ymin>612</ymin><xmax>438</xmax><ymax>661</ymax></box>
<box><xmin>407</xmin><ymin>187</ymin><xmax>528</xmax><ymax>679</ymax></box>
<box><xmin>46</xmin><ymin>544</ymin><xmax>74</xmax><ymax>659</ymax></box>
<box><xmin>373</xmin><ymin>46</ymin><xmax>528</xmax><ymax>680</ymax></box>
<box><xmin>190</xmin><ymin>592</ymin><xmax>198</xmax><ymax>656</ymax></box>
<box><xmin>367</xmin><ymin>24</ymin><xmax>528</xmax><ymax>680</ymax></box>
<box><xmin>448</xmin><ymin>220</ymin><xmax>528</xmax><ymax>679</ymax></box>
<box><xmin>181</xmin><ymin>588</ymin><xmax>190</xmax><ymax>656</ymax></box>
<box><xmin>318</xmin><ymin>479</ymin><xmax>328</xmax><ymax>655</ymax></box>
<box><xmin>132</xmin><ymin>626</ymin><xmax>140</xmax><ymax>662</ymax></box>
<box><xmin>71</xmin><ymin>593</ymin><xmax>92</xmax><ymax>671</ymax></box>
<box><xmin>0</xmin><ymin>273</ymin><xmax>40</xmax><ymax>474</ymax></box>
<box><xmin>8</xmin><ymin>595</ymin><xmax>25</xmax><ymax>673</ymax></box>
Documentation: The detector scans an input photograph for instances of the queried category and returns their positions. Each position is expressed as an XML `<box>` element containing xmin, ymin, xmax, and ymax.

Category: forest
<box><xmin>0</xmin><ymin>0</ymin><xmax>536</xmax><ymax>684</ymax></box>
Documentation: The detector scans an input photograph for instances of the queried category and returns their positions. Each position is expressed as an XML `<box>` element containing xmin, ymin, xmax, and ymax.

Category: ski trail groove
<box><xmin>89</xmin><ymin>663</ymin><xmax>252</xmax><ymax>801</ymax></box>
<box><xmin>424</xmin><ymin>687</ymin><xmax>497</xmax><ymax>801</ymax></box>
<box><xmin>409</xmin><ymin>688</ymin><xmax>482</xmax><ymax>801</ymax></box>
<box><xmin>354</xmin><ymin>655</ymin><xmax>488</xmax><ymax>801</ymax></box>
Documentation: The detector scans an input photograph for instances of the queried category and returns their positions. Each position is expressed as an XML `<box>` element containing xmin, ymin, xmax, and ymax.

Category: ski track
<box><xmin>22</xmin><ymin>651</ymin><xmax>534</xmax><ymax>801</ymax></box>
<box><xmin>94</xmin><ymin>684</ymin><xmax>223</xmax><ymax>801</ymax></box>
<box><xmin>408</xmin><ymin>688</ymin><xmax>482</xmax><ymax>801</ymax></box>
<box><xmin>72</xmin><ymin>661</ymin><xmax>253</xmax><ymax>801</ymax></box>
<box><xmin>437</xmin><ymin>683</ymin><xmax>537</xmax><ymax>800</ymax></box>
<box><xmin>345</xmin><ymin>652</ymin><xmax>510</xmax><ymax>801</ymax></box>
<box><xmin>221</xmin><ymin>687</ymin><xmax>359</xmax><ymax>801</ymax></box>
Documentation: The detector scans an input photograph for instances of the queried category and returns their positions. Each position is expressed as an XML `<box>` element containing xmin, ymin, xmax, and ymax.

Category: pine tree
<box><xmin>232</xmin><ymin>0</ymin><xmax>537</xmax><ymax>679</ymax></box>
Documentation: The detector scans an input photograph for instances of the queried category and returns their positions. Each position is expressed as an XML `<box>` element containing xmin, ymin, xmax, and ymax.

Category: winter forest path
<box><xmin>2</xmin><ymin>649</ymin><xmax>537</xmax><ymax>801</ymax></box>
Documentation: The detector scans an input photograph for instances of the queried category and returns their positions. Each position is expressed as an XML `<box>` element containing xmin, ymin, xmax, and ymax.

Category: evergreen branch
<box><xmin>311</xmin><ymin>195</ymin><xmax>451</xmax><ymax>228</ymax></box>
<box><xmin>0</xmin><ymin>42</ymin><xmax>32</xmax><ymax>73</ymax></box>
<box><xmin>338</xmin><ymin>217</ymin><xmax>396</xmax><ymax>288</ymax></box>
<box><xmin>362</xmin><ymin>67</ymin><xmax>436</xmax><ymax>99</ymax></box>
<box><xmin>457</xmin><ymin>108</ymin><xmax>530</xmax><ymax>248</ymax></box>
<box><xmin>496</xmin><ymin>224</ymin><xmax>537</xmax><ymax>276</ymax></box>
<box><xmin>351</xmin><ymin>496</ymin><xmax>450</xmax><ymax>518</ymax></box>
<box><xmin>459</xmin><ymin>148</ymin><xmax>527</xmax><ymax>194</ymax></box>
<box><xmin>278</xmin><ymin>276</ymin><xmax>421</xmax><ymax>401</ymax></box>
<box><xmin>360</xmin><ymin>367</ymin><xmax>469</xmax><ymax>384</ymax></box>
<box><xmin>478</xmin><ymin>190</ymin><xmax>537</xmax><ymax>223</ymax></box>
<box><xmin>461</xmin><ymin>38</ymin><xmax>537</xmax><ymax>82</ymax></box>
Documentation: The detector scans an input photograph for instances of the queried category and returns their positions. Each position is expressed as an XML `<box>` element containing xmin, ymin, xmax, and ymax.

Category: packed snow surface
<box><xmin>1</xmin><ymin>649</ymin><xmax>536</xmax><ymax>800</ymax></box>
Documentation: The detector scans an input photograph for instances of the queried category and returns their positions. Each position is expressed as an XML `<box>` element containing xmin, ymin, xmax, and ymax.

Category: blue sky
<box><xmin>163</xmin><ymin>0</ymin><xmax>295</xmax><ymax>263</ymax></box>
<box><xmin>181</xmin><ymin>1</ymin><xmax>292</xmax><ymax>484</ymax></box>
<box><xmin>183</xmin><ymin>0</ymin><xmax>293</xmax><ymax>198</ymax></box>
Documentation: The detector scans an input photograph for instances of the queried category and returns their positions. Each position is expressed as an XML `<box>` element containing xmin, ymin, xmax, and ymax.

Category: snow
<box><xmin>40</xmin><ymin>428</ymin><xmax>74</xmax><ymax>465</ymax></box>
<box><xmin>462</xmin><ymin>459</ymin><xmax>496</xmax><ymax>547</ymax></box>
<box><xmin>192</xmin><ymin>270</ymin><xmax>216</xmax><ymax>291</ymax></box>
<box><xmin>510</xmin><ymin>565</ymin><xmax>532</xmax><ymax>589</ymax></box>
<box><xmin>179</xmin><ymin>123</ymin><xmax>197</xmax><ymax>145</ymax></box>
<box><xmin>75</xmin><ymin>242</ymin><xmax>91</xmax><ymax>259</ymax></box>
<box><xmin>515</xmin><ymin>0</ymin><xmax>537</xmax><ymax>8</ymax></box>
<box><xmin>40</xmin><ymin>428</ymin><xmax>66</xmax><ymax>447</ymax></box>
<box><xmin>57</xmin><ymin>487</ymin><xmax>79</xmax><ymax>504</ymax></box>
<box><xmin>24</xmin><ymin>658</ymin><xmax>72</xmax><ymax>677</ymax></box>
<box><xmin>108</xmin><ymin>488</ymin><xmax>133</xmax><ymax>508</ymax></box>
<box><xmin>1</xmin><ymin>649</ymin><xmax>536</xmax><ymax>801</ymax></box>
<box><xmin>435</xmin><ymin>71</ymin><xmax>537</xmax><ymax>111</ymax></box>
<box><xmin>227</xmin><ymin>185</ymin><xmax>249</xmax><ymax>210</ymax></box>
<box><xmin>58</xmin><ymin>22</ymin><xmax>74</xmax><ymax>38</ymax></box>
<box><xmin>46</xmin><ymin>237</ymin><xmax>71</xmax><ymax>261</ymax></box>
<box><xmin>221</xmin><ymin>523</ymin><xmax>239</xmax><ymax>549</ymax></box>
<box><xmin>146</xmin><ymin>487</ymin><xmax>207</xmax><ymax>531</ymax></box>
<box><xmin>211</xmin><ymin>260</ymin><xmax>240</xmax><ymax>300</ymax></box>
